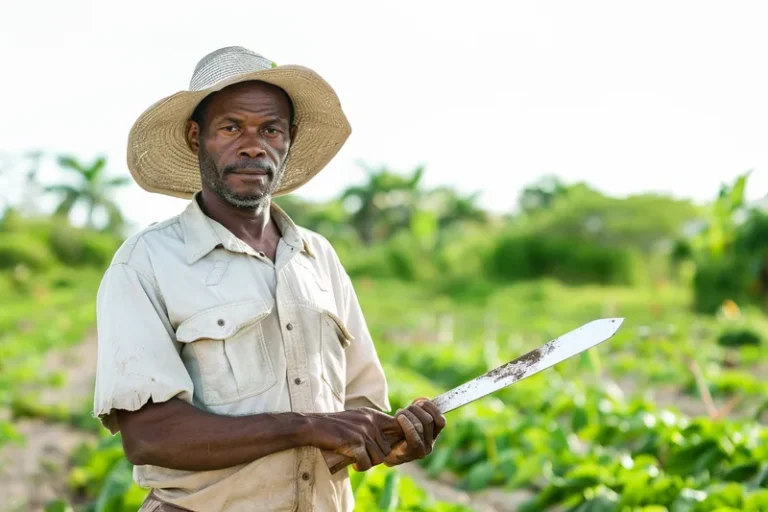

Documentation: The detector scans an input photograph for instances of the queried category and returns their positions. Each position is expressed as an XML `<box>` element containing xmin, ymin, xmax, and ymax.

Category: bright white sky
<box><xmin>2</xmin><ymin>0</ymin><xmax>768</xmax><ymax>233</ymax></box>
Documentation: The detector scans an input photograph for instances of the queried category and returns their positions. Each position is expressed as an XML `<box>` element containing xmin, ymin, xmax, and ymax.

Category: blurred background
<box><xmin>1</xmin><ymin>1</ymin><xmax>767</xmax><ymax>511</ymax></box>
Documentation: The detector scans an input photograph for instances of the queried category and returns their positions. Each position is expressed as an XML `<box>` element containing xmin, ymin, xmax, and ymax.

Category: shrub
<box><xmin>717</xmin><ymin>327</ymin><xmax>762</xmax><ymax>348</ymax></box>
<box><xmin>48</xmin><ymin>222</ymin><xmax>121</xmax><ymax>268</ymax></box>
<box><xmin>691</xmin><ymin>256</ymin><xmax>754</xmax><ymax>315</ymax></box>
<box><xmin>0</xmin><ymin>233</ymin><xmax>55</xmax><ymax>270</ymax></box>
<box><xmin>489</xmin><ymin>231</ymin><xmax>639</xmax><ymax>286</ymax></box>
<box><xmin>346</xmin><ymin>232</ymin><xmax>438</xmax><ymax>282</ymax></box>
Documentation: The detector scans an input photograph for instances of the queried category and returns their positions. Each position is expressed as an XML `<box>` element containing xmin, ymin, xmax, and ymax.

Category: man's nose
<box><xmin>238</xmin><ymin>132</ymin><xmax>267</xmax><ymax>159</ymax></box>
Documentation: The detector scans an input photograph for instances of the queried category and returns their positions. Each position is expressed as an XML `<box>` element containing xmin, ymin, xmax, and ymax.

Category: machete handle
<box><xmin>322</xmin><ymin>428</ymin><xmax>405</xmax><ymax>474</ymax></box>
<box><xmin>321</xmin><ymin>450</ymin><xmax>355</xmax><ymax>474</ymax></box>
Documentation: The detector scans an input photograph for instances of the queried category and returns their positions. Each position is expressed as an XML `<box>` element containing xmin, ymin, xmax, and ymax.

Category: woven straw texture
<box><xmin>127</xmin><ymin>47</ymin><xmax>351</xmax><ymax>199</ymax></box>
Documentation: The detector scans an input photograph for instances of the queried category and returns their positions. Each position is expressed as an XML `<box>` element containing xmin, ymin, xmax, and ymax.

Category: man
<box><xmin>92</xmin><ymin>46</ymin><xmax>446</xmax><ymax>511</ymax></box>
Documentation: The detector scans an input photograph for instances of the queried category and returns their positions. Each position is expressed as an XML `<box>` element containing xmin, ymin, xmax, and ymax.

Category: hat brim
<box><xmin>127</xmin><ymin>65</ymin><xmax>351</xmax><ymax>199</ymax></box>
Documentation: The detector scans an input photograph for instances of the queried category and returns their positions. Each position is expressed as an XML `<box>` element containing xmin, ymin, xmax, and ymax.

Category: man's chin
<box><xmin>222</xmin><ymin>191</ymin><xmax>268</xmax><ymax>209</ymax></box>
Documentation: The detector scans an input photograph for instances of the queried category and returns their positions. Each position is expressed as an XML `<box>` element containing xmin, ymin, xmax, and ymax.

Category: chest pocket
<box><xmin>176</xmin><ymin>299</ymin><xmax>276</xmax><ymax>407</ymax></box>
<box><xmin>320</xmin><ymin>311</ymin><xmax>353</xmax><ymax>409</ymax></box>
<box><xmin>288</xmin><ymin>255</ymin><xmax>338</xmax><ymax>314</ymax></box>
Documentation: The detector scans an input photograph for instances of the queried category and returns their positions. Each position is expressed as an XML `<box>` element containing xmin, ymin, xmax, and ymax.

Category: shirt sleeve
<box><xmin>337</xmin><ymin>271</ymin><xmax>392</xmax><ymax>413</ymax></box>
<box><xmin>92</xmin><ymin>263</ymin><xmax>194</xmax><ymax>434</ymax></box>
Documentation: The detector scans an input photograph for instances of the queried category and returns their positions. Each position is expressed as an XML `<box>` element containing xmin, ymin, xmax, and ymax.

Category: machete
<box><xmin>322</xmin><ymin>317</ymin><xmax>624</xmax><ymax>473</ymax></box>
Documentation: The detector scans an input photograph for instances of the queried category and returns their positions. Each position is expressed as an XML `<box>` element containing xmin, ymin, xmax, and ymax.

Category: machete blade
<box><xmin>431</xmin><ymin>317</ymin><xmax>624</xmax><ymax>413</ymax></box>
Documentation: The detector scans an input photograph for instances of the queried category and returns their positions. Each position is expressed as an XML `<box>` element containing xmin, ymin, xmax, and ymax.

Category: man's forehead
<box><xmin>197</xmin><ymin>81</ymin><xmax>292</xmax><ymax>120</ymax></box>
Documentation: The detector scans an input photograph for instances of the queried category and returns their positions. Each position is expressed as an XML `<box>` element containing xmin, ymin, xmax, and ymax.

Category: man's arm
<box><xmin>93</xmin><ymin>260</ymin><xmax>397</xmax><ymax>472</ymax></box>
<box><xmin>117</xmin><ymin>398</ymin><xmax>402</xmax><ymax>472</ymax></box>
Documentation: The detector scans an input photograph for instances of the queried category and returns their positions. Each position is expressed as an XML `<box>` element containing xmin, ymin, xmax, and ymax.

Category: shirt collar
<box><xmin>182</xmin><ymin>192</ymin><xmax>315</xmax><ymax>265</ymax></box>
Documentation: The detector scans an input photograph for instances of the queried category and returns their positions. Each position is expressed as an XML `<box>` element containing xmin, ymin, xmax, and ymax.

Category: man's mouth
<box><xmin>232</xmin><ymin>169</ymin><xmax>268</xmax><ymax>176</ymax></box>
<box><xmin>230</xmin><ymin>169</ymin><xmax>269</xmax><ymax>179</ymax></box>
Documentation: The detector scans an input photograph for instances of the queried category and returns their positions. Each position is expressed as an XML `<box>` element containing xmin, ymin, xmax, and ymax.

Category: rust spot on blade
<box><xmin>436</xmin><ymin>338</ymin><xmax>563</xmax><ymax>409</ymax></box>
<box><xmin>486</xmin><ymin>339</ymin><xmax>559</xmax><ymax>383</ymax></box>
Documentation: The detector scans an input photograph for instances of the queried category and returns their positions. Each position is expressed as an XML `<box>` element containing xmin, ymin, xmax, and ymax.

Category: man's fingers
<box><xmin>418</xmin><ymin>400</ymin><xmax>447</xmax><ymax>438</ymax></box>
<box><xmin>408</xmin><ymin>404</ymin><xmax>435</xmax><ymax>446</ymax></box>
<box><xmin>373</xmin><ymin>425</ymin><xmax>392</xmax><ymax>455</ymax></box>
<box><xmin>398</xmin><ymin>410</ymin><xmax>428</xmax><ymax>456</ymax></box>
<box><xmin>365</xmin><ymin>434</ymin><xmax>388</xmax><ymax>467</ymax></box>
<box><xmin>354</xmin><ymin>444</ymin><xmax>373</xmax><ymax>471</ymax></box>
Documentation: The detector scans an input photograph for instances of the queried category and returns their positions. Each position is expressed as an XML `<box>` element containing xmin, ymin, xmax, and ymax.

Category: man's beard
<box><xmin>199</xmin><ymin>148</ymin><xmax>285</xmax><ymax>209</ymax></box>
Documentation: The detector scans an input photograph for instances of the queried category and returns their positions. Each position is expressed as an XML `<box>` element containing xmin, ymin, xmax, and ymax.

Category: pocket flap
<box><xmin>323</xmin><ymin>311</ymin><xmax>353</xmax><ymax>348</ymax></box>
<box><xmin>177</xmin><ymin>299</ymin><xmax>273</xmax><ymax>343</ymax></box>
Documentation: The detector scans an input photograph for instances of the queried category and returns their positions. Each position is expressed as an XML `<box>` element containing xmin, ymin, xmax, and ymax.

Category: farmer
<box><xmin>92</xmin><ymin>46</ymin><xmax>446</xmax><ymax>511</ymax></box>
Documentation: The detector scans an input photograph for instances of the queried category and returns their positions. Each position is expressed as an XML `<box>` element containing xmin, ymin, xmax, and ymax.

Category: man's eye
<box><xmin>222</xmin><ymin>125</ymin><xmax>239</xmax><ymax>133</ymax></box>
<box><xmin>263</xmin><ymin>127</ymin><xmax>281</xmax><ymax>135</ymax></box>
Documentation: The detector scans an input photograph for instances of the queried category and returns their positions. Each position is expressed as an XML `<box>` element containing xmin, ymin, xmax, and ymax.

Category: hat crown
<box><xmin>189</xmin><ymin>46</ymin><xmax>274</xmax><ymax>92</ymax></box>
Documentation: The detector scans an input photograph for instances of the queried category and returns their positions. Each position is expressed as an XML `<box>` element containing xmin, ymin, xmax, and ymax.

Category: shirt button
<box><xmin>286</xmin><ymin>323</ymin><xmax>293</xmax><ymax>331</ymax></box>
<box><xmin>294</xmin><ymin>378</ymin><xmax>301</xmax><ymax>385</ymax></box>
<box><xmin>258</xmin><ymin>251</ymin><xmax>265</xmax><ymax>258</ymax></box>
<box><xmin>217</xmin><ymin>319</ymin><xmax>225</xmax><ymax>326</ymax></box>
<box><xmin>302</xmin><ymin>472</ymin><xmax>310</xmax><ymax>481</ymax></box>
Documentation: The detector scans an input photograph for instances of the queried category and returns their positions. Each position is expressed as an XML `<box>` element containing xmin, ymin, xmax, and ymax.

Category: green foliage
<box><xmin>0</xmin><ymin>211</ymin><xmax>120</xmax><ymax>272</ymax></box>
<box><xmin>67</xmin><ymin>436</ymin><xmax>148</xmax><ymax>512</ymax></box>
<box><xmin>517</xmin><ymin>174</ymin><xmax>569</xmax><ymax>214</ymax></box>
<box><xmin>692</xmin><ymin>255</ymin><xmax>754</xmax><ymax>314</ymax></box>
<box><xmin>350</xmin><ymin>464</ymin><xmax>473</xmax><ymax>511</ymax></box>
<box><xmin>717</xmin><ymin>328</ymin><xmax>762</xmax><ymax>348</ymax></box>
<box><xmin>490</xmin><ymin>231</ymin><xmax>640</xmax><ymax>286</ymax></box>
<box><xmin>46</xmin><ymin>155</ymin><xmax>130</xmax><ymax>232</ymax></box>
<box><xmin>682</xmin><ymin>171</ymin><xmax>768</xmax><ymax>315</ymax></box>
<box><xmin>521</xmin><ymin>183</ymin><xmax>701</xmax><ymax>254</ymax></box>
<box><xmin>48</xmin><ymin>221</ymin><xmax>121</xmax><ymax>268</ymax></box>
<box><xmin>0</xmin><ymin>268</ymin><xmax>101</xmax><ymax>446</ymax></box>
<box><xmin>366</xmin><ymin>279</ymin><xmax>766</xmax><ymax>509</ymax></box>
<box><xmin>0</xmin><ymin>232</ymin><xmax>55</xmax><ymax>270</ymax></box>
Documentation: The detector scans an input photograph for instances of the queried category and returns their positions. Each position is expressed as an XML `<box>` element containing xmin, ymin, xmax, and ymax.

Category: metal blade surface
<box><xmin>431</xmin><ymin>318</ymin><xmax>624</xmax><ymax>413</ymax></box>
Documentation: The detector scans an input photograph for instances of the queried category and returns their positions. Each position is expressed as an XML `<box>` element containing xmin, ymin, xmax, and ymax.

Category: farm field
<box><xmin>1</xmin><ymin>273</ymin><xmax>766</xmax><ymax>512</ymax></box>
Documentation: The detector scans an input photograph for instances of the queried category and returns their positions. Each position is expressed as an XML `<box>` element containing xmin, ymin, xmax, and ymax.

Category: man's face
<box><xmin>187</xmin><ymin>81</ymin><xmax>294</xmax><ymax>209</ymax></box>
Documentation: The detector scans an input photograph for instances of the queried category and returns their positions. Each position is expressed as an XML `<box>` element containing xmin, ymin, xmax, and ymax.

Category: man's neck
<box><xmin>197</xmin><ymin>189</ymin><xmax>275</xmax><ymax>243</ymax></box>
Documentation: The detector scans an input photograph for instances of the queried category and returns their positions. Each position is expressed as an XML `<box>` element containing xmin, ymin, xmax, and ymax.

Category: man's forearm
<box><xmin>117</xmin><ymin>398</ymin><xmax>313</xmax><ymax>471</ymax></box>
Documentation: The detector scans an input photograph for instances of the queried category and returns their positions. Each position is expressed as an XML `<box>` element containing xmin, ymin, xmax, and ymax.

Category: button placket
<box><xmin>274</xmin><ymin>267</ymin><xmax>316</xmax><ymax>508</ymax></box>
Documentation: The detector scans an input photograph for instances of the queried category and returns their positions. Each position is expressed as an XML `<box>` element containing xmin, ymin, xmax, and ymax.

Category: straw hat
<box><xmin>127</xmin><ymin>46</ymin><xmax>352</xmax><ymax>199</ymax></box>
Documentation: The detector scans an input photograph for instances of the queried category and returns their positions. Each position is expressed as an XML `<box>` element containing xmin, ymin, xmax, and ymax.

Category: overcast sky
<box><xmin>2</xmin><ymin>1</ymin><xmax>768</xmax><ymax>233</ymax></box>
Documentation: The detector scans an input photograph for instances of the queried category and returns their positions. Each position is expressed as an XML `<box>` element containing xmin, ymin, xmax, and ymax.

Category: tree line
<box><xmin>2</xmin><ymin>152</ymin><xmax>765</xmax><ymax>315</ymax></box>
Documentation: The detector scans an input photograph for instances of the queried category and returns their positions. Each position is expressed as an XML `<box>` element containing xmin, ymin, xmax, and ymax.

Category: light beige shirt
<box><xmin>92</xmin><ymin>193</ymin><xmax>391</xmax><ymax>512</ymax></box>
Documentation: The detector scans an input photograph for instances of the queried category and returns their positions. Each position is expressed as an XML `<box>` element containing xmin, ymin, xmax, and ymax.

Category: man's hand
<box><xmin>309</xmin><ymin>407</ymin><xmax>401</xmax><ymax>471</ymax></box>
<box><xmin>384</xmin><ymin>398</ymin><xmax>446</xmax><ymax>467</ymax></box>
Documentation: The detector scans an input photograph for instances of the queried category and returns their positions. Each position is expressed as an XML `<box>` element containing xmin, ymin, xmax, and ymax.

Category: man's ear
<box><xmin>186</xmin><ymin>120</ymin><xmax>200</xmax><ymax>154</ymax></box>
<box><xmin>289</xmin><ymin>124</ymin><xmax>297</xmax><ymax>144</ymax></box>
